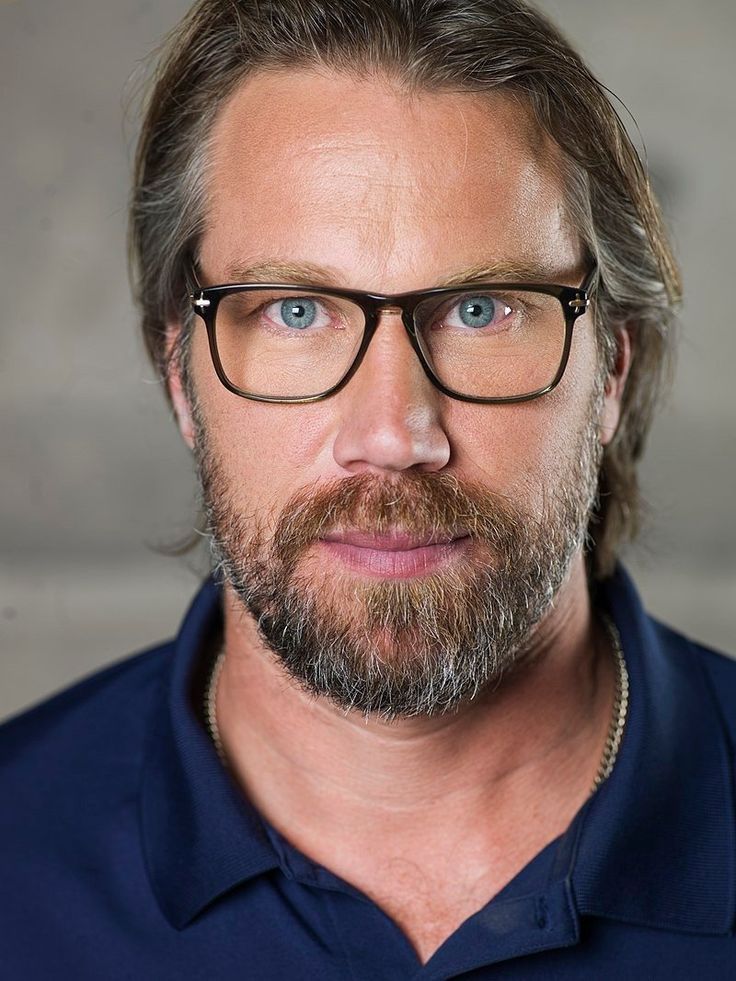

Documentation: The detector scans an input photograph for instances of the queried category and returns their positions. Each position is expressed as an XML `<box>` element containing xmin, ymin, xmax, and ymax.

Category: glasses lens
<box><xmin>413</xmin><ymin>288</ymin><xmax>567</xmax><ymax>399</ymax></box>
<box><xmin>213</xmin><ymin>289</ymin><xmax>365</xmax><ymax>398</ymax></box>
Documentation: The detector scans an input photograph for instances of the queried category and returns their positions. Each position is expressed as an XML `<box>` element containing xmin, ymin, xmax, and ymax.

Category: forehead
<box><xmin>199</xmin><ymin>69</ymin><xmax>582</xmax><ymax>291</ymax></box>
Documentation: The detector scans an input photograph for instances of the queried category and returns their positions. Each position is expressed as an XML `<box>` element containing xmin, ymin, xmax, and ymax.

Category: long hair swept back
<box><xmin>129</xmin><ymin>0</ymin><xmax>681</xmax><ymax>579</ymax></box>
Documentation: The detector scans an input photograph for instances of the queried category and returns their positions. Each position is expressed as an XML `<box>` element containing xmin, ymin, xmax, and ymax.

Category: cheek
<box><xmin>223</xmin><ymin>407</ymin><xmax>329</xmax><ymax>489</ymax></box>
<box><xmin>448</xmin><ymin>402</ymin><xmax>565</xmax><ymax>493</ymax></box>
<box><xmin>445</xmin><ymin>344</ymin><xmax>601</xmax><ymax>497</ymax></box>
<box><xmin>191</xmin><ymin>346</ymin><xmax>335</xmax><ymax>515</ymax></box>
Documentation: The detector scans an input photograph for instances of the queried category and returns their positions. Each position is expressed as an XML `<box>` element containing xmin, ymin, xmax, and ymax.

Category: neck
<box><xmin>214</xmin><ymin>554</ymin><xmax>616</xmax><ymax>860</ymax></box>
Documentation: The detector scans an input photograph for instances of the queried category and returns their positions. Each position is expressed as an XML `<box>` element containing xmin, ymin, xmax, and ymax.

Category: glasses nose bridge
<box><xmin>353</xmin><ymin>295</ymin><xmax>429</xmax><ymax>394</ymax></box>
<box><xmin>349</xmin><ymin>294</ymin><xmax>438</xmax><ymax>407</ymax></box>
<box><xmin>365</xmin><ymin>294</ymin><xmax>418</xmax><ymax>338</ymax></box>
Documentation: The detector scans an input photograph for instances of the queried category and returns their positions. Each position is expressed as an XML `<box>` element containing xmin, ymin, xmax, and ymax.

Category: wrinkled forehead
<box><xmin>199</xmin><ymin>68</ymin><xmax>583</xmax><ymax>291</ymax></box>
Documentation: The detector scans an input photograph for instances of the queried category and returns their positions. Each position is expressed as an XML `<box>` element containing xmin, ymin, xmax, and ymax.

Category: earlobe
<box><xmin>166</xmin><ymin>324</ymin><xmax>196</xmax><ymax>451</ymax></box>
<box><xmin>599</xmin><ymin>326</ymin><xmax>633</xmax><ymax>448</ymax></box>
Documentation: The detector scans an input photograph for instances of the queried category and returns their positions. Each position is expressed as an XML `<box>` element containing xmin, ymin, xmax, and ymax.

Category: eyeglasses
<box><xmin>188</xmin><ymin>268</ymin><xmax>595</xmax><ymax>404</ymax></box>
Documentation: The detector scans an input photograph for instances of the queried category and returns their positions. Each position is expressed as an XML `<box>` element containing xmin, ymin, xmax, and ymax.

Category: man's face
<box><xmin>172</xmin><ymin>70</ymin><xmax>623</xmax><ymax>719</ymax></box>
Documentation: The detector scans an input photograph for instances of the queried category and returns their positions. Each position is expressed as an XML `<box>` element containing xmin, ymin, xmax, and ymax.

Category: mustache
<box><xmin>271</xmin><ymin>471</ymin><xmax>529</xmax><ymax>563</ymax></box>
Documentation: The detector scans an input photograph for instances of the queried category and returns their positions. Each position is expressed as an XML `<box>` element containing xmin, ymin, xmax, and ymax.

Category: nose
<box><xmin>331</xmin><ymin>310</ymin><xmax>451</xmax><ymax>474</ymax></box>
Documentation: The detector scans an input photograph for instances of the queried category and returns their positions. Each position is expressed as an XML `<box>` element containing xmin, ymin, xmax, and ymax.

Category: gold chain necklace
<box><xmin>205</xmin><ymin>649</ymin><xmax>228</xmax><ymax>766</ymax></box>
<box><xmin>592</xmin><ymin>615</ymin><xmax>629</xmax><ymax>789</ymax></box>
<box><xmin>205</xmin><ymin>615</ymin><xmax>629</xmax><ymax>793</ymax></box>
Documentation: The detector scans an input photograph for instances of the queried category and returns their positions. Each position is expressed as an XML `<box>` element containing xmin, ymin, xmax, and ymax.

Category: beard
<box><xmin>192</xmin><ymin>396</ymin><xmax>603</xmax><ymax>721</ymax></box>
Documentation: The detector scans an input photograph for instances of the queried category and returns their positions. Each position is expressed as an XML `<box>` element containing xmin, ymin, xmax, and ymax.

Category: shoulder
<box><xmin>649</xmin><ymin>613</ymin><xmax>736</xmax><ymax>681</ymax></box>
<box><xmin>649</xmin><ymin>615</ymin><xmax>736</xmax><ymax>746</ymax></box>
<box><xmin>689</xmin><ymin>636</ymin><xmax>736</xmax><ymax>747</ymax></box>
<box><xmin>0</xmin><ymin>642</ymin><xmax>179</xmax><ymax>961</ymax></box>
<box><xmin>0</xmin><ymin>641</ymin><xmax>173</xmax><ymax>806</ymax></box>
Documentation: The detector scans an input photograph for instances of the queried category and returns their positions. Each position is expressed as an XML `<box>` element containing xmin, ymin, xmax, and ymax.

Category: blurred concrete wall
<box><xmin>1</xmin><ymin>0</ymin><xmax>734</xmax><ymax>721</ymax></box>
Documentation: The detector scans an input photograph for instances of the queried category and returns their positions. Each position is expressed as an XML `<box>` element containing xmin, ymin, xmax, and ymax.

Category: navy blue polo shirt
<box><xmin>1</xmin><ymin>567</ymin><xmax>735</xmax><ymax>978</ymax></box>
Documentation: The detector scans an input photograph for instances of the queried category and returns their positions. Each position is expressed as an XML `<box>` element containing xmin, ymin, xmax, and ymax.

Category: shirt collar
<box><xmin>140</xmin><ymin>578</ymin><xmax>280</xmax><ymax>928</ymax></box>
<box><xmin>140</xmin><ymin>568</ymin><xmax>736</xmax><ymax>935</ymax></box>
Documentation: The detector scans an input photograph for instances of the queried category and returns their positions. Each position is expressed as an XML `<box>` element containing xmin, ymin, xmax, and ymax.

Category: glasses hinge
<box><xmin>194</xmin><ymin>294</ymin><xmax>211</xmax><ymax>309</ymax></box>
<box><xmin>568</xmin><ymin>294</ymin><xmax>589</xmax><ymax>311</ymax></box>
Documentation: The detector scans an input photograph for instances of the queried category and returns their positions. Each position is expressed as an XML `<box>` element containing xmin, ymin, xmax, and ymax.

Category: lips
<box><xmin>320</xmin><ymin>530</ymin><xmax>467</xmax><ymax>550</ymax></box>
<box><xmin>316</xmin><ymin>529</ymin><xmax>472</xmax><ymax>578</ymax></box>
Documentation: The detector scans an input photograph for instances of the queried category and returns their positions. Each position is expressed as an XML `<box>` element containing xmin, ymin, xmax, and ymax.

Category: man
<box><xmin>2</xmin><ymin>0</ymin><xmax>734</xmax><ymax>977</ymax></box>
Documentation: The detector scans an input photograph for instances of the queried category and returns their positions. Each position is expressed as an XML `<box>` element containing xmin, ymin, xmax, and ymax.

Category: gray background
<box><xmin>1</xmin><ymin>0</ymin><xmax>734</xmax><ymax>722</ymax></box>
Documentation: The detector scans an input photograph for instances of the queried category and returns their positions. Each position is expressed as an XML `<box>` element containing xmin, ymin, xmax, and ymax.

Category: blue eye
<box><xmin>458</xmin><ymin>295</ymin><xmax>497</xmax><ymax>329</ymax></box>
<box><xmin>280</xmin><ymin>298</ymin><xmax>317</xmax><ymax>329</ymax></box>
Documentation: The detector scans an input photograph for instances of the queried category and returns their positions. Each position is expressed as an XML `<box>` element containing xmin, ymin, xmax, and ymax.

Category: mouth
<box><xmin>318</xmin><ymin>529</ymin><xmax>472</xmax><ymax>578</ymax></box>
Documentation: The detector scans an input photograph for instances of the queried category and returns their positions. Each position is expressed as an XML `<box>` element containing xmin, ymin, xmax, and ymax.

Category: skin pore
<box><xmin>168</xmin><ymin>69</ymin><xmax>630</xmax><ymax>964</ymax></box>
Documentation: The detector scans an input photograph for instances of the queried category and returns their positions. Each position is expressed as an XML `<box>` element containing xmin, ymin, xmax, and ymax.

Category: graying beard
<box><xmin>197</xmin><ymin>391</ymin><xmax>603</xmax><ymax>720</ymax></box>
<box><xmin>202</xmin><ymin>481</ymin><xmax>592</xmax><ymax>720</ymax></box>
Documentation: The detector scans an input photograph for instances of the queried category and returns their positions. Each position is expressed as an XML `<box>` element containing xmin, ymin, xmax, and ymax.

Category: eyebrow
<box><xmin>217</xmin><ymin>258</ymin><xmax>576</xmax><ymax>290</ymax></box>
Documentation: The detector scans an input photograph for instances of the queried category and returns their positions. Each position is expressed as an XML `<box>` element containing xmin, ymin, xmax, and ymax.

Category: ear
<box><xmin>599</xmin><ymin>325</ymin><xmax>633</xmax><ymax>448</ymax></box>
<box><xmin>165</xmin><ymin>322</ymin><xmax>196</xmax><ymax>451</ymax></box>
